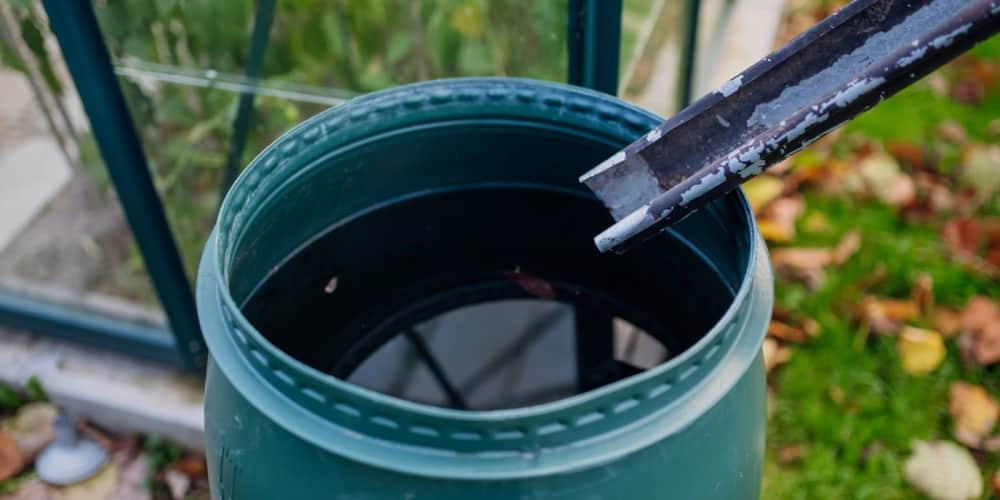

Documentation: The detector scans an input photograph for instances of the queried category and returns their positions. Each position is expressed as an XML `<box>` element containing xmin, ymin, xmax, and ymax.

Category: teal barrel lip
<box><xmin>197</xmin><ymin>78</ymin><xmax>773</xmax><ymax>484</ymax></box>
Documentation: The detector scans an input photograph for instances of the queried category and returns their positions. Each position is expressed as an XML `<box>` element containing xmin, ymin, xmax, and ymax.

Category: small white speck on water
<box><xmin>324</xmin><ymin>276</ymin><xmax>339</xmax><ymax>294</ymax></box>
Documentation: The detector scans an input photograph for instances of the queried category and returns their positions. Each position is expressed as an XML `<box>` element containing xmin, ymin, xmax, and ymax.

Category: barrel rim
<box><xmin>199</xmin><ymin>77</ymin><xmax>772</xmax><ymax>477</ymax></box>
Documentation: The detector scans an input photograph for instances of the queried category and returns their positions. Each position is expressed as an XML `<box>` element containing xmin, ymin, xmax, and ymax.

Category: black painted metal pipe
<box><xmin>583</xmin><ymin>0</ymin><xmax>1000</xmax><ymax>253</ymax></box>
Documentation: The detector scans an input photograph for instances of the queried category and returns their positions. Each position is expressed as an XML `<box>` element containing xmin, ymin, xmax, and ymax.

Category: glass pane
<box><xmin>618</xmin><ymin>0</ymin><xmax>688</xmax><ymax>117</ymax></box>
<box><xmin>93</xmin><ymin>0</ymin><xmax>569</xmax><ymax>281</ymax></box>
<box><xmin>0</xmin><ymin>4</ymin><xmax>166</xmax><ymax>330</ymax></box>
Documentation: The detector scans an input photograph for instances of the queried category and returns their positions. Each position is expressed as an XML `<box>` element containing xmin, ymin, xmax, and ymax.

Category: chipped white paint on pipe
<box><xmin>747</xmin><ymin>0</ymin><xmax>960</xmax><ymax>129</ymax></box>
<box><xmin>594</xmin><ymin>205</ymin><xmax>656</xmax><ymax>253</ymax></box>
<box><xmin>897</xmin><ymin>46</ymin><xmax>928</xmax><ymax>67</ymax></box>
<box><xmin>820</xmin><ymin>77</ymin><xmax>885</xmax><ymax>110</ymax></box>
<box><xmin>645</xmin><ymin>128</ymin><xmax>663</xmax><ymax>143</ymax></box>
<box><xmin>579</xmin><ymin>151</ymin><xmax>625</xmax><ymax>182</ymax></box>
<box><xmin>717</xmin><ymin>75</ymin><xmax>743</xmax><ymax>97</ymax></box>
<box><xmin>930</xmin><ymin>23</ymin><xmax>973</xmax><ymax>48</ymax></box>
<box><xmin>680</xmin><ymin>167</ymin><xmax>726</xmax><ymax>205</ymax></box>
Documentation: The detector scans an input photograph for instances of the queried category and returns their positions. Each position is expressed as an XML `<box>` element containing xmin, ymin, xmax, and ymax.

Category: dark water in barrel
<box><xmin>240</xmin><ymin>187</ymin><xmax>734</xmax><ymax>409</ymax></box>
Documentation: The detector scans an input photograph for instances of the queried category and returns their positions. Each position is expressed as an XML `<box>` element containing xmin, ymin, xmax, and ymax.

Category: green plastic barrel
<box><xmin>197</xmin><ymin>78</ymin><xmax>773</xmax><ymax>499</ymax></box>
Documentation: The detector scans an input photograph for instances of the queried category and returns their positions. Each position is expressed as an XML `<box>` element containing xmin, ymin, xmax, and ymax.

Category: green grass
<box><xmin>762</xmin><ymin>36</ymin><xmax>1000</xmax><ymax>499</ymax></box>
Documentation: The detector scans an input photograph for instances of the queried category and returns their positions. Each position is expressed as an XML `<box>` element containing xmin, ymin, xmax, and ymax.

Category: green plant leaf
<box><xmin>18</xmin><ymin>12</ymin><xmax>62</xmax><ymax>95</ymax></box>
<box><xmin>0</xmin><ymin>37</ymin><xmax>26</xmax><ymax>73</ymax></box>
<box><xmin>25</xmin><ymin>376</ymin><xmax>48</xmax><ymax>402</ymax></box>
<box><xmin>0</xmin><ymin>382</ymin><xmax>23</xmax><ymax>410</ymax></box>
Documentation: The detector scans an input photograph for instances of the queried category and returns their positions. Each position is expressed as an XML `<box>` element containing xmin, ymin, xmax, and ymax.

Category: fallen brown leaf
<box><xmin>898</xmin><ymin>326</ymin><xmax>946</xmax><ymax>375</ymax></box>
<box><xmin>952</xmin><ymin>77</ymin><xmax>985</xmax><ymax>105</ymax></box>
<box><xmin>972</xmin><ymin>324</ymin><xmax>1000</xmax><ymax>366</ymax></box>
<box><xmin>942</xmin><ymin>218</ymin><xmax>982</xmax><ymax>255</ymax></box>
<box><xmin>861</xmin><ymin>297</ymin><xmax>919</xmax><ymax>335</ymax></box>
<box><xmin>912</xmin><ymin>273</ymin><xmax>934</xmax><ymax>316</ymax></box>
<box><xmin>777</xmin><ymin>444</ymin><xmax>806</xmax><ymax>464</ymax></box>
<box><xmin>768</xmin><ymin>320</ymin><xmax>808</xmax><ymax>343</ymax></box>
<box><xmin>763</xmin><ymin>338</ymin><xmax>791</xmax><ymax>374</ymax></box>
<box><xmin>960</xmin><ymin>297</ymin><xmax>999</xmax><ymax>332</ymax></box>
<box><xmin>934</xmin><ymin>308</ymin><xmax>963</xmax><ymax>338</ymax></box>
<box><xmin>904</xmin><ymin>440</ymin><xmax>982</xmax><ymax>500</ymax></box>
<box><xmin>0</xmin><ymin>431</ymin><xmax>24</xmax><ymax>482</ymax></box>
<box><xmin>961</xmin><ymin>144</ymin><xmax>1000</xmax><ymax>199</ymax></box>
<box><xmin>770</xmin><ymin>231</ymin><xmax>861</xmax><ymax>289</ymax></box>
<box><xmin>172</xmin><ymin>455</ymin><xmax>207</xmax><ymax>478</ymax></box>
<box><xmin>889</xmin><ymin>141</ymin><xmax>927</xmax><ymax>170</ymax></box>
<box><xmin>1</xmin><ymin>403</ymin><xmax>56</xmax><ymax>462</ymax></box>
<box><xmin>758</xmin><ymin>196</ymin><xmax>805</xmax><ymax>243</ymax></box>
<box><xmin>950</xmin><ymin>382</ymin><xmax>999</xmax><ymax>448</ymax></box>
<box><xmin>938</xmin><ymin>120</ymin><xmax>969</xmax><ymax>144</ymax></box>
<box><xmin>992</xmin><ymin>470</ymin><xmax>1000</xmax><ymax>498</ymax></box>
<box><xmin>857</xmin><ymin>153</ymin><xmax>916</xmax><ymax>207</ymax></box>
<box><xmin>831</xmin><ymin>230</ymin><xmax>862</xmax><ymax>265</ymax></box>
<box><xmin>957</xmin><ymin>297</ymin><xmax>1000</xmax><ymax>366</ymax></box>
<box><xmin>916</xmin><ymin>172</ymin><xmax>957</xmax><ymax>214</ymax></box>
<box><xmin>742</xmin><ymin>175</ymin><xmax>786</xmax><ymax>213</ymax></box>
<box><xmin>942</xmin><ymin>218</ymin><xmax>1000</xmax><ymax>278</ymax></box>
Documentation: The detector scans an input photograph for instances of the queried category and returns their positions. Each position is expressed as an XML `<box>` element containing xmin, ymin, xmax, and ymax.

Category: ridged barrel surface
<box><xmin>197</xmin><ymin>78</ymin><xmax>772</xmax><ymax>500</ymax></box>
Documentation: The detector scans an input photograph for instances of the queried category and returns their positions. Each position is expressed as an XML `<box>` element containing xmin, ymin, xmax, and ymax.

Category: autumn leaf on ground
<box><xmin>889</xmin><ymin>141</ymin><xmax>927</xmax><ymax>171</ymax></box>
<box><xmin>949</xmin><ymin>382</ymin><xmax>999</xmax><ymax>448</ymax></box>
<box><xmin>768</xmin><ymin>320</ymin><xmax>808</xmax><ymax>343</ymax></box>
<box><xmin>758</xmin><ymin>196</ymin><xmax>805</xmax><ymax>243</ymax></box>
<box><xmin>172</xmin><ymin>455</ymin><xmax>206</xmax><ymax>478</ymax></box>
<box><xmin>941</xmin><ymin>217</ymin><xmax>1000</xmax><ymax>278</ymax></box>
<box><xmin>960</xmin><ymin>144</ymin><xmax>1000</xmax><ymax>200</ymax></box>
<box><xmin>937</xmin><ymin>120</ymin><xmax>969</xmax><ymax>144</ymax></box>
<box><xmin>957</xmin><ymin>296</ymin><xmax>1000</xmax><ymax>366</ymax></box>
<box><xmin>852</xmin><ymin>152</ymin><xmax>916</xmax><ymax>207</ymax></box>
<box><xmin>904</xmin><ymin>440</ymin><xmax>982</xmax><ymax>500</ymax></box>
<box><xmin>770</xmin><ymin>230</ymin><xmax>861</xmax><ymax>289</ymax></box>
<box><xmin>777</xmin><ymin>444</ymin><xmax>806</xmax><ymax>464</ymax></box>
<box><xmin>763</xmin><ymin>337</ymin><xmax>791</xmax><ymax>374</ymax></box>
<box><xmin>0</xmin><ymin>432</ymin><xmax>23</xmax><ymax>482</ymax></box>
<box><xmin>911</xmin><ymin>273</ymin><xmax>934</xmax><ymax>316</ymax></box>
<box><xmin>1</xmin><ymin>403</ymin><xmax>56</xmax><ymax>465</ymax></box>
<box><xmin>860</xmin><ymin>297</ymin><xmax>920</xmax><ymax>335</ymax></box>
<box><xmin>898</xmin><ymin>326</ymin><xmax>946</xmax><ymax>375</ymax></box>
<box><xmin>934</xmin><ymin>308</ymin><xmax>963</xmax><ymax>338</ymax></box>
<box><xmin>743</xmin><ymin>175</ymin><xmax>786</xmax><ymax>213</ymax></box>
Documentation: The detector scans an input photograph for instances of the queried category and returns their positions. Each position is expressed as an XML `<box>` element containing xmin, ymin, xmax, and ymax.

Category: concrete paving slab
<box><xmin>0</xmin><ymin>137</ymin><xmax>71</xmax><ymax>252</ymax></box>
<box><xmin>0</xmin><ymin>327</ymin><xmax>203</xmax><ymax>450</ymax></box>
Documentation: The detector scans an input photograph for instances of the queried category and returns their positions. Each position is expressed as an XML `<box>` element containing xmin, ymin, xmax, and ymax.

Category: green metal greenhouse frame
<box><xmin>0</xmin><ymin>0</ymin><xmax>702</xmax><ymax>371</ymax></box>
